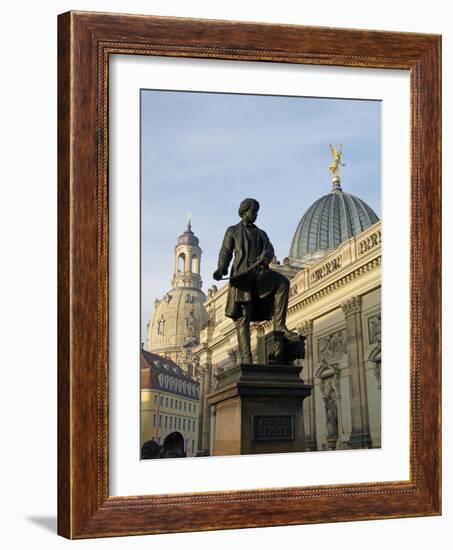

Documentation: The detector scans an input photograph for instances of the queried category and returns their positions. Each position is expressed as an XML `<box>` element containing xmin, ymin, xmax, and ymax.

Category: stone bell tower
<box><xmin>145</xmin><ymin>217</ymin><xmax>207</xmax><ymax>375</ymax></box>
<box><xmin>171</xmin><ymin>217</ymin><xmax>203</xmax><ymax>290</ymax></box>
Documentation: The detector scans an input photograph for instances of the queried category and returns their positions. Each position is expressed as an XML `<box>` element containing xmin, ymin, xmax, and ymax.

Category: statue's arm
<box><xmin>261</xmin><ymin>231</ymin><xmax>275</xmax><ymax>266</ymax></box>
<box><xmin>217</xmin><ymin>226</ymin><xmax>235</xmax><ymax>274</ymax></box>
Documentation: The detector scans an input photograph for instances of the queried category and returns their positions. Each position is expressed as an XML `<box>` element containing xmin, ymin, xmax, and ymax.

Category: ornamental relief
<box><xmin>311</xmin><ymin>256</ymin><xmax>342</xmax><ymax>284</ymax></box>
<box><xmin>317</xmin><ymin>329</ymin><xmax>346</xmax><ymax>361</ymax></box>
<box><xmin>358</xmin><ymin>229</ymin><xmax>381</xmax><ymax>256</ymax></box>
<box><xmin>227</xmin><ymin>346</ymin><xmax>238</xmax><ymax>365</ymax></box>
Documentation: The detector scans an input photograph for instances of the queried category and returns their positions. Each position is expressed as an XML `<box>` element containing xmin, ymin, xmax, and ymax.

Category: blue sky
<box><xmin>141</xmin><ymin>90</ymin><xmax>381</xmax><ymax>338</ymax></box>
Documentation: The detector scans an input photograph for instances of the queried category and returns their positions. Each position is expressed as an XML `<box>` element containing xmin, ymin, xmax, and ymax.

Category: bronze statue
<box><xmin>213</xmin><ymin>198</ymin><xmax>294</xmax><ymax>363</ymax></box>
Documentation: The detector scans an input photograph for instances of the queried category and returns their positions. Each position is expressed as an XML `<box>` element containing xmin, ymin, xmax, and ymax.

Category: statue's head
<box><xmin>238</xmin><ymin>198</ymin><xmax>260</xmax><ymax>224</ymax></box>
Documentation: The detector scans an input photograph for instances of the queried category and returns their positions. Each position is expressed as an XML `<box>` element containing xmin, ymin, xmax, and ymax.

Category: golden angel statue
<box><xmin>329</xmin><ymin>144</ymin><xmax>346</xmax><ymax>177</ymax></box>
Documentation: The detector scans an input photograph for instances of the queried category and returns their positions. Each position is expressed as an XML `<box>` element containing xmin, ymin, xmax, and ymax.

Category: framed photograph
<box><xmin>58</xmin><ymin>11</ymin><xmax>441</xmax><ymax>538</ymax></box>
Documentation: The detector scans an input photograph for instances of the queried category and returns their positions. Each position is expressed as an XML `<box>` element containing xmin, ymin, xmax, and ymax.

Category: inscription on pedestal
<box><xmin>252</xmin><ymin>415</ymin><xmax>294</xmax><ymax>442</ymax></box>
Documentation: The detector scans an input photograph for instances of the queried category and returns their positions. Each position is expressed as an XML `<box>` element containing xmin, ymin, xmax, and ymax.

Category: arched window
<box><xmin>178</xmin><ymin>253</ymin><xmax>185</xmax><ymax>272</ymax></box>
<box><xmin>191</xmin><ymin>255</ymin><xmax>199</xmax><ymax>274</ymax></box>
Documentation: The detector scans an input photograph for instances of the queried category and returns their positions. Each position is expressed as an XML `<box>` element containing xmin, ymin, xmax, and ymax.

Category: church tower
<box><xmin>172</xmin><ymin>219</ymin><xmax>203</xmax><ymax>290</ymax></box>
<box><xmin>145</xmin><ymin>219</ymin><xmax>207</xmax><ymax>376</ymax></box>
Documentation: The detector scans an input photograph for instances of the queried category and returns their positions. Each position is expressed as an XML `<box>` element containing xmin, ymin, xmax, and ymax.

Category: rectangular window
<box><xmin>183</xmin><ymin>419</ymin><xmax>186</xmax><ymax>430</ymax></box>
<box><xmin>153</xmin><ymin>414</ymin><xmax>156</xmax><ymax>427</ymax></box>
<box><xmin>170</xmin><ymin>399</ymin><xmax>173</xmax><ymax>408</ymax></box>
<box><xmin>160</xmin><ymin>396</ymin><xmax>163</xmax><ymax>405</ymax></box>
<box><xmin>159</xmin><ymin>415</ymin><xmax>162</xmax><ymax>427</ymax></box>
<box><xmin>154</xmin><ymin>394</ymin><xmax>158</xmax><ymax>404</ymax></box>
<box><xmin>165</xmin><ymin>397</ymin><xmax>168</xmax><ymax>407</ymax></box>
<box><xmin>184</xmin><ymin>402</ymin><xmax>187</xmax><ymax>411</ymax></box>
<box><xmin>188</xmin><ymin>403</ymin><xmax>191</xmax><ymax>412</ymax></box>
<box><xmin>164</xmin><ymin>416</ymin><xmax>168</xmax><ymax>428</ymax></box>
<box><xmin>170</xmin><ymin>417</ymin><xmax>173</xmax><ymax>429</ymax></box>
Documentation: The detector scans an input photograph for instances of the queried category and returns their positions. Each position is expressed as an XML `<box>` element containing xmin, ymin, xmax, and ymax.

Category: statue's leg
<box><xmin>272</xmin><ymin>272</ymin><xmax>290</xmax><ymax>331</ymax></box>
<box><xmin>235</xmin><ymin>302</ymin><xmax>252</xmax><ymax>363</ymax></box>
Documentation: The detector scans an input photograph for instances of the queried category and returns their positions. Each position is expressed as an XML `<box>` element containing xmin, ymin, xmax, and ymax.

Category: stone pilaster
<box><xmin>196</xmin><ymin>367</ymin><xmax>206</xmax><ymax>451</ymax></box>
<box><xmin>341</xmin><ymin>296</ymin><xmax>371</xmax><ymax>448</ymax></box>
<box><xmin>200</xmin><ymin>362</ymin><xmax>213</xmax><ymax>452</ymax></box>
<box><xmin>298</xmin><ymin>320</ymin><xmax>317</xmax><ymax>451</ymax></box>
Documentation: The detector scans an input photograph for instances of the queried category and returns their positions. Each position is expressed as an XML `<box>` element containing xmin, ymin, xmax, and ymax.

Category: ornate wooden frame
<box><xmin>58</xmin><ymin>11</ymin><xmax>441</xmax><ymax>539</ymax></box>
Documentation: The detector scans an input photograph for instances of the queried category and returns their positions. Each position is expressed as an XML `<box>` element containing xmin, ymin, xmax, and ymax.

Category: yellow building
<box><xmin>140</xmin><ymin>349</ymin><xmax>200</xmax><ymax>456</ymax></box>
<box><xmin>194</xmin><ymin>175</ymin><xmax>381</xmax><ymax>454</ymax></box>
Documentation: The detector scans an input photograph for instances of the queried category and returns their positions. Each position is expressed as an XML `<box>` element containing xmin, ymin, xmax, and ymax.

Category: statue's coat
<box><xmin>217</xmin><ymin>222</ymin><xmax>276</xmax><ymax>321</ymax></box>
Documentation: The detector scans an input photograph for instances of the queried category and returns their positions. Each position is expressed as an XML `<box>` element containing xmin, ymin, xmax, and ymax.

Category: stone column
<box><xmin>341</xmin><ymin>296</ymin><xmax>371</xmax><ymax>448</ymax></box>
<box><xmin>185</xmin><ymin>250</ymin><xmax>191</xmax><ymax>273</ymax></box>
<box><xmin>196</xmin><ymin>368</ymin><xmax>206</xmax><ymax>451</ymax></box>
<box><xmin>201</xmin><ymin>362</ymin><xmax>213</xmax><ymax>452</ymax></box>
<box><xmin>298</xmin><ymin>320</ymin><xmax>317</xmax><ymax>451</ymax></box>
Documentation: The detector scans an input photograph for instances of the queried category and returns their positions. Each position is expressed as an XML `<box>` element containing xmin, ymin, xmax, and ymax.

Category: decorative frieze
<box><xmin>311</xmin><ymin>256</ymin><xmax>342</xmax><ymax>284</ymax></box>
<box><xmin>358</xmin><ymin>229</ymin><xmax>381</xmax><ymax>257</ymax></box>
<box><xmin>279</xmin><ymin>256</ymin><xmax>380</xmax><ymax>320</ymax></box>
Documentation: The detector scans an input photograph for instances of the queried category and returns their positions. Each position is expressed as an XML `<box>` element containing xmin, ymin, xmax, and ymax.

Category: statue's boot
<box><xmin>274</xmin><ymin>325</ymin><xmax>299</xmax><ymax>339</ymax></box>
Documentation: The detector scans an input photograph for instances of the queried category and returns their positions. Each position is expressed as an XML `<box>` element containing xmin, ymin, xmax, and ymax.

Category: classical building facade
<box><xmin>194</xmin><ymin>176</ymin><xmax>381</xmax><ymax>454</ymax></box>
<box><xmin>145</xmin><ymin>220</ymin><xmax>207</xmax><ymax>376</ymax></box>
<box><xmin>140</xmin><ymin>349</ymin><xmax>200</xmax><ymax>456</ymax></box>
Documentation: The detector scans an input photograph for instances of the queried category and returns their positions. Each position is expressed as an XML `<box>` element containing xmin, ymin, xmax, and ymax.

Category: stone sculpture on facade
<box><xmin>324</xmin><ymin>388</ymin><xmax>339</xmax><ymax>450</ymax></box>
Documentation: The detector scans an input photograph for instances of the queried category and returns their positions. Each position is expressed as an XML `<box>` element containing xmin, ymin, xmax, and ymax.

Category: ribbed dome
<box><xmin>289</xmin><ymin>183</ymin><xmax>379</xmax><ymax>264</ymax></box>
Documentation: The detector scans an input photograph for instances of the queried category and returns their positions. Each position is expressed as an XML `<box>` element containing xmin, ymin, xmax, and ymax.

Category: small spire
<box><xmin>186</xmin><ymin>212</ymin><xmax>192</xmax><ymax>232</ymax></box>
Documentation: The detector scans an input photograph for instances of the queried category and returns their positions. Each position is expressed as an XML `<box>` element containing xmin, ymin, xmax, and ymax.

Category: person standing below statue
<box><xmin>213</xmin><ymin>198</ymin><xmax>295</xmax><ymax>364</ymax></box>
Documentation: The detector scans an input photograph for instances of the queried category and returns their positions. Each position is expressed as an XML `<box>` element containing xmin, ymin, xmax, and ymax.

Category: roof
<box><xmin>177</xmin><ymin>220</ymin><xmax>199</xmax><ymax>247</ymax></box>
<box><xmin>140</xmin><ymin>349</ymin><xmax>200</xmax><ymax>400</ymax></box>
<box><xmin>289</xmin><ymin>183</ymin><xmax>379</xmax><ymax>263</ymax></box>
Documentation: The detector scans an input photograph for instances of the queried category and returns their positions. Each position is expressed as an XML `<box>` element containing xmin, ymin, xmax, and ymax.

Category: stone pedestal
<box><xmin>207</xmin><ymin>364</ymin><xmax>312</xmax><ymax>456</ymax></box>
